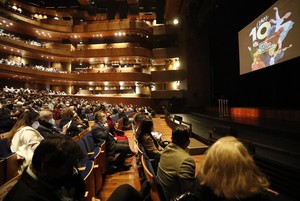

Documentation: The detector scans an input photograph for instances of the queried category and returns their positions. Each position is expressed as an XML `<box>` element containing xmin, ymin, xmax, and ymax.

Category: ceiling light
<box><xmin>173</xmin><ymin>19</ymin><xmax>179</xmax><ymax>25</ymax></box>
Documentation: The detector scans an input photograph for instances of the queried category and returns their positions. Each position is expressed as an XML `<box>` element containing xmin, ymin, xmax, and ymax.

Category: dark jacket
<box><xmin>37</xmin><ymin>120</ymin><xmax>62</xmax><ymax>138</ymax></box>
<box><xmin>60</xmin><ymin>117</ymin><xmax>83</xmax><ymax>137</ymax></box>
<box><xmin>91</xmin><ymin>122</ymin><xmax>115</xmax><ymax>155</ymax></box>
<box><xmin>4</xmin><ymin>168</ymin><xmax>85</xmax><ymax>201</ymax></box>
<box><xmin>0</xmin><ymin>114</ymin><xmax>16</xmax><ymax>133</ymax></box>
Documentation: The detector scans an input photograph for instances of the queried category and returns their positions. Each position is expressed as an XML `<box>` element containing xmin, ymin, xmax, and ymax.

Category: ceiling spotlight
<box><xmin>173</xmin><ymin>19</ymin><xmax>179</xmax><ymax>25</ymax></box>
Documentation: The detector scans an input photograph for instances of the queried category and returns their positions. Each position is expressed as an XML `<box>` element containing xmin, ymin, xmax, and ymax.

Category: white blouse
<box><xmin>10</xmin><ymin>126</ymin><xmax>44</xmax><ymax>170</ymax></box>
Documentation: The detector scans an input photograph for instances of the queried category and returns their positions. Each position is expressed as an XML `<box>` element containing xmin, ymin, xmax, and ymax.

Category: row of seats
<box><xmin>0</xmin><ymin>138</ymin><xmax>19</xmax><ymax>186</ymax></box>
<box><xmin>72</xmin><ymin>127</ymin><xmax>107</xmax><ymax>201</ymax></box>
<box><xmin>0</xmin><ymin>138</ymin><xmax>21</xmax><ymax>200</ymax></box>
<box><xmin>0</xmin><ymin>127</ymin><xmax>108</xmax><ymax>201</ymax></box>
<box><xmin>134</xmin><ymin>135</ymin><xmax>194</xmax><ymax>201</ymax></box>
<box><xmin>109</xmin><ymin>110</ymin><xmax>134</xmax><ymax>125</ymax></box>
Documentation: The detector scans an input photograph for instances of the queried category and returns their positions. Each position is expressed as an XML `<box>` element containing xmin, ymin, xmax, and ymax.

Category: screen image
<box><xmin>238</xmin><ymin>0</ymin><xmax>300</xmax><ymax>75</ymax></box>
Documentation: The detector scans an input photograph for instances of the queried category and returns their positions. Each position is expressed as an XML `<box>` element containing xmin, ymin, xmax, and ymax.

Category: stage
<box><xmin>171</xmin><ymin>112</ymin><xmax>300</xmax><ymax>167</ymax></box>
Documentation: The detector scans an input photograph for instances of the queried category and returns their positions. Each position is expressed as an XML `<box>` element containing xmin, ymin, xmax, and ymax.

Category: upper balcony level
<box><xmin>0</xmin><ymin>63</ymin><xmax>152</xmax><ymax>85</ymax></box>
<box><xmin>0</xmin><ymin>35</ymin><xmax>154</xmax><ymax>62</ymax></box>
<box><xmin>0</xmin><ymin>5</ymin><xmax>153</xmax><ymax>36</ymax></box>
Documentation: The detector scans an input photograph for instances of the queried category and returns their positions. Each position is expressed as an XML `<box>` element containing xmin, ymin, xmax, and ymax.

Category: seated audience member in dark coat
<box><xmin>59</xmin><ymin>107</ymin><xmax>84</xmax><ymax>137</ymax></box>
<box><xmin>118</xmin><ymin>109</ymin><xmax>132</xmax><ymax>130</ymax></box>
<box><xmin>91</xmin><ymin>111</ymin><xmax>133</xmax><ymax>172</ymax></box>
<box><xmin>4</xmin><ymin>135</ymin><xmax>86</xmax><ymax>201</ymax></box>
<box><xmin>37</xmin><ymin>110</ymin><xmax>65</xmax><ymax>138</ymax></box>
<box><xmin>138</xmin><ymin>119</ymin><xmax>163</xmax><ymax>172</ymax></box>
<box><xmin>0</xmin><ymin>99</ymin><xmax>20</xmax><ymax>133</ymax></box>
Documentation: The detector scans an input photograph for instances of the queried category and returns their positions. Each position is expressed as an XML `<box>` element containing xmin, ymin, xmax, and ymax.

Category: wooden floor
<box><xmin>98</xmin><ymin>115</ymin><xmax>205</xmax><ymax>201</ymax></box>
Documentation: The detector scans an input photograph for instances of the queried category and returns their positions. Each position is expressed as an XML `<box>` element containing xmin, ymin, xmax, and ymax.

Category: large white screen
<box><xmin>238</xmin><ymin>0</ymin><xmax>300</xmax><ymax>75</ymax></box>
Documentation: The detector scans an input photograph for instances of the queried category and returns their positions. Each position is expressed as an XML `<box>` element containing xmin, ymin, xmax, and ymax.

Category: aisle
<box><xmin>98</xmin><ymin>115</ymin><xmax>205</xmax><ymax>200</ymax></box>
<box><xmin>98</xmin><ymin>129</ymin><xmax>140</xmax><ymax>201</ymax></box>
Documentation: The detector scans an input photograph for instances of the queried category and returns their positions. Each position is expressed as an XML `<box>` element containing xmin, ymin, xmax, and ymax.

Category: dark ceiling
<box><xmin>21</xmin><ymin>0</ymin><xmax>160</xmax><ymax>12</ymax></box>
<box><xmin>20</xmin><ymin>0</ymin><xmax>81</xmax><ymax>8</ymax></box>
<box><xmin>20</xmin><ymin>0</ymin><xmax>164</xmax><ymax>22</ymax></box>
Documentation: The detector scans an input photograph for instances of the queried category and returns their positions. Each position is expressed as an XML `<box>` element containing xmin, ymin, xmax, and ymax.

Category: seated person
<box><xmin>59</xmin><ymin>107</ymin><xmax>85</xmax><ymax>137</ymax></box>
<box><xmin>157</xmin><ymin>125</ymin><xmax>196</xmax><ymax>199</ymax></box>
<box><xmin>91</xmin><ymin>111</ymin><xmax>133</xmax><ymax>173</ymax></box>
<box><xmin>132</xmin><ymin>110</ymin><xmax>149</xmax><ymax>137</ymax></box>
<box><xmin>81</xmin><ymin>108</ymin><xmax>94</xmax><ymax>128</ymax></box>
<box><xmin>138</xmin><ymin>119</ymin><xmax>163</xmax><ymax>172</ymax></box>
<box><xmin>118</xmin><ymin>109</ymin><xmax>132</xmax><ymax>130</ymax></box>
<box><xmin>8</xmin><ymin>109</ymin><xmax>44</xmax><ymax>172</ymax></box>
<box><xmin>107</xmin><ymin>113</ymin><xmax>128</xmax><ymax>141</ymax></box>
<box><xmin>4</xmin><ymin>135</ymin><xmax>86</xmax><ymax>201</ymax></box>
<box><xmin>0</xmin><ymin>106</ymin><xmax>17</xmax><ymax>133</ymax></box>
<box><xmin>195</xmin><ymin>136</ymin><xmax>280</xmax><ymax>201</ymax></box>
<box><xmin>37</xmin><ymin>110</ymin><xmax>66</xmax><ymax>138</ymax></box>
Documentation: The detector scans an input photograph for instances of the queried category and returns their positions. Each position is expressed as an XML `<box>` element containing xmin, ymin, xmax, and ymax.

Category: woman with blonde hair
<box><xmin>196</xmin><ymin>136</ymin><xmax>276</xmax><ymax>201</ymax></box>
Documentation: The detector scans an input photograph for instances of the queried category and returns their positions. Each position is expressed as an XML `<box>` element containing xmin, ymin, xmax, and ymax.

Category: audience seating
<box><xmin>141</xmin><ymin>154</ymin><xmax>196</xmax><ymax>201</ymax></box>
<box><xmin>76</xmin><ymin>127</ymin><xmax>108</xmax><ymax>198</ymax></box>
<box><xmin>0</xmin><ymin>159</ymin><xmax>5</xmax><ymax>186</ymax></box>
<box><xmin>0</xmin><ymin>174</ymin><xmax>21</xmax><ymax>200</ymax></box>
<box><xmin>110</xmin><ymin>114</ymin><xmax>119</xmax><ymax>124</ymax></box>
<box><xmin>141</xmin><ymin>155</ymin><xmax>168</xmax><ymax>201</ymax></box>
<box><xmin>78</xmin><ymin>127</ymin><xmax>92</xmax><ymax>139</ymax></box>
<box><xmin>77</xmin><ymin>139</ymin><xmax>97</xmax><ymax>201</ymax></box>
<box><xmin>82</xmin><ymin>133</ymin><xmax>106</xmax><ymax>194</ymax></box>
<box><xmin>4</xmin><ymin>153</ymin><xmax>19</xmax><ymax>182</ymax></box>
<box><xmin>0</xmin><ymin>138</ymin><xmax>19</xmax><ymax>185</ymax></box>
<box><xmin>79</xmin><ymin>159</ymin><xmax>96</xmax><ymax>201</ymax></box>
<box><xmin>133</xmin><ymin>135</ymin><xmax>146</xmax><ymax>184</ymax></box>
<box><xmin>0</xmin><ymin>138</ymin><xmax>12</xmax><ymax>158</ymax></box>
<box><xmin>116</xmin><ymin>118</ymin><xmax>124</xmax><ymax>130</ymax></box>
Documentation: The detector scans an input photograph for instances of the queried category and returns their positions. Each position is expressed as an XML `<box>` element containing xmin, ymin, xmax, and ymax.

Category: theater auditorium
<box><xmin>0</xmin><ymin>0</ymin><xmax>299</xmax><ymax>201</ymax></box>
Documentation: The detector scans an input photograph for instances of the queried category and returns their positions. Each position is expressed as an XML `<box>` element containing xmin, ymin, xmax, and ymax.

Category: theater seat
<box><xmin>141</xmin><ymin>155</ymin><xmax>196</xmax><ymax>201</ymax></box>
<box><xmin>0</xmin><ymin>174</ymin><xmax>21</xmax><ymax>200</ymax></box>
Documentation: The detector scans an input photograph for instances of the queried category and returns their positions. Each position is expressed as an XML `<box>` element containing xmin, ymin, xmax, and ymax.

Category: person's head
<box><xmin>61</xmin><ymin>107</ymin><xmax>74</xmax><ymax>119</ymax></box>
<box><xmin>171</xmin><ymin>125</ymin><xmax>190</xmax><ymax>148</ymax></box>
<box><xmin>8</xmin><ymin>109</ymin><xmax>40</xmax><ymax>143</ymax></box>
<box><xmin>198</xmin><ymin>136</ymin><xmax>269</xmax><ymax>199</ymax></box>
<box><xmin>10</xmin><ymin>107</ymin><xmax>24</xmax><ymax>118</ymax></box>
<box><xmin>14</xmin><ymin>109</ymin><xmax>39</xmax><ymax>128</ymax></box>
<box><xmin>140</xmin><ymin>119</ymin><xmax>154</xmax><ymax>136</ymax></box>
<box><xmin>31</xmin><ymin>135</ymin><xmax>84</xmax><ymax>185</ymax></box>
<box><xmin>39</xmin><ymin>110</ymin><xmax>55</xmax><ymax>125</ymax></box>
<box><xmin>94</xmin><ymin>111</ymin><xmax>107</xmax><ymax>124</ymax></box>
<box><xmin>84</xmin><ymin>108</ymin><xmax>92</xmax><ymax>116</ymax></box>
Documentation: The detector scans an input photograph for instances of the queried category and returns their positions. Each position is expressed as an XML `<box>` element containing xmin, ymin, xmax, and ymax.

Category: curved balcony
<box><xmin>0</xmin><ymin>36</ymin><xmax>153</xmax><ymax>59</ymax></box>
<box><xmin>0</xmin><ymin>64</ymin><xmax>151</xmax><ymax>85</ymax></box>
<box><xmin>0</xmin><ymin>7</ymin><xmax>153</xmax><ymax>34</ymax></box>
<box><xmin>153</xmin><ymin>47</ymin><xmax>179</xmax><ymax>59</ymax></box>
<box><xmin>73</xmin><ymin>47</ymin><xmax>153</xmax><ymax>58</ymax></box>
<box><xmin>74</xmin><ymin>19</ymin><xmax>153</xmax><ymax>33</ymax></box>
